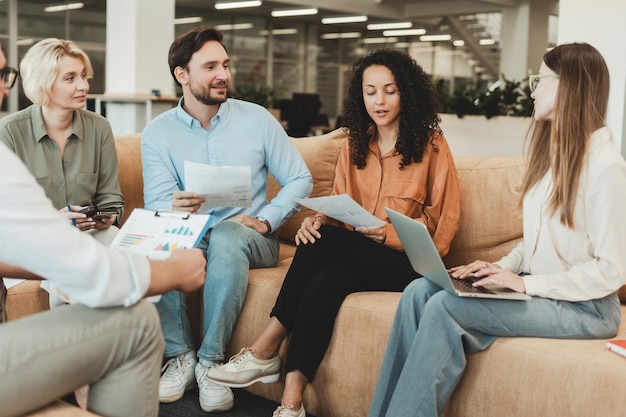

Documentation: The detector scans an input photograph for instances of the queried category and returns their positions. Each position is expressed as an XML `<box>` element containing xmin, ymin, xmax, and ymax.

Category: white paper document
<box><xmin>184</xmin><ymin>161</ymin><xmax>252</xmax><ymax>213</ymax></box>
<box><xmin>295</xmin><ymin>194</ymin><xmax>386</xmax><ymax>229</ymax></box>
<box><xmin>109</xmin><ymin>208</ymin><xmax>212</xmax><ymax>260</ymax></box>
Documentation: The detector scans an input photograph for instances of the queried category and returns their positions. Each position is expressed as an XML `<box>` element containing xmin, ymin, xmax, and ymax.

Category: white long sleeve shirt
<box><xmin>496</xmin><ymin>127</ymin><xmax>626</xmax><ymax>301</ymax></box>
<box><xmin>0</xmin><ymin>143</ymin><xmax>150</xmax><ymax>308</ymax></box>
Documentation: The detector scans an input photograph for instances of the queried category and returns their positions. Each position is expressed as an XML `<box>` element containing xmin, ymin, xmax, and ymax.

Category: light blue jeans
<box><xmin>368</xmin><ymin>278</ymin><xmax>621</xmax><ymax>417</ymax></box>
<box><xmin>156</xmin><ymin>220</ymin><xmax>279</xmax><ymax>363</ymax></box>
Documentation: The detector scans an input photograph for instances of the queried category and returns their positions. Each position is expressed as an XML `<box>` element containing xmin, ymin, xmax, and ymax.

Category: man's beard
<box><xmin>190</xmin><ymin>81</ymin><xmax>229</xmax><ymax>106</ymax></box>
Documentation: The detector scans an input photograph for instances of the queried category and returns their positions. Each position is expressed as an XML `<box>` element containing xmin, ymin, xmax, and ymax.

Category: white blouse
<box><xmin>496</xmin><ymin>127</ymin><xmax>626</xmax><ymax>301</ymax></box>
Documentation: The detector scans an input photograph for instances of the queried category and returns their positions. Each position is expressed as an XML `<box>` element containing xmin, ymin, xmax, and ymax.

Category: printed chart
<box><xmin>110</xmin><ymin>209</ymin><xmax>211</xmax><ymax>259</ymax></box>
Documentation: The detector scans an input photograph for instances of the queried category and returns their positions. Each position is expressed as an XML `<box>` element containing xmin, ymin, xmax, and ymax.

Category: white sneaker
<box><xmin>159</xmin><ymin>352</ymin><xmax>198</xmax><ymax>403</ymax></box>
<box><xmin>196</xmin><ymin>362</ymin><xmax>234</xmax><ymax>412</ymax></box>
<box><xmin>206</xmin><ymin>347</ymin><xmax>281</xmax><ymax>388</ymax></box>
<box><xmin>273</xmin><ymin>404</ymin><xmax>306</xmax><ymax>417</ymax></box>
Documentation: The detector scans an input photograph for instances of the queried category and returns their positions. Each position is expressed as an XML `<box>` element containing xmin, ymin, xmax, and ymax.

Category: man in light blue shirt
<box><xmin>141</xmin><ymin>27</ymin><xmax>312</xmax><ymax>413</ymax></box>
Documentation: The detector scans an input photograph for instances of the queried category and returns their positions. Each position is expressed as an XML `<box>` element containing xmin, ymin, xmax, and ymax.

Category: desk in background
<box><xmin>87</xmin><ymin>94</ymin><xmax>179</xmax><ymax>135</ymax></box>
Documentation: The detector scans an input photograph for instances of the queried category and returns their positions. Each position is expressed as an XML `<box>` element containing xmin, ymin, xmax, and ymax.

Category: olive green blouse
<box><xmin>0</xmin><ymin>105</ymin><xmax>124</xmax><ymax>213</ymax></box>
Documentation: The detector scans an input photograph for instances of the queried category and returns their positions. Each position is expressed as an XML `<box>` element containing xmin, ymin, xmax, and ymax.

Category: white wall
<box><xmin>559</xmin><ymin>0</ymin><xmax>626</xmax><ymax>153</ymax></box>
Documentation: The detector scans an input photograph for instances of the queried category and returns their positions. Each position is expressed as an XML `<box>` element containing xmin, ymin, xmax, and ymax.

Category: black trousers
<box><xmin>271</xmin><ymin>225</ymin><xmax>420</xmax><ymax>381</ymax></box>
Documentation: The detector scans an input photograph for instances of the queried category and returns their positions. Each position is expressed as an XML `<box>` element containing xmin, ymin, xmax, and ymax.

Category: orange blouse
<box><xmin>330</xmin><ymin>130</ymin><xmax>460</xmax><ymax>256</ymax></box>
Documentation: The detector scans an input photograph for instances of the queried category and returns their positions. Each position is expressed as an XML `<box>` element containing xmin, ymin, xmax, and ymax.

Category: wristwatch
<box><xmin>256</xmin><ymin>216</ymin><xmax>271</xmax><ymax>234</ymax></box>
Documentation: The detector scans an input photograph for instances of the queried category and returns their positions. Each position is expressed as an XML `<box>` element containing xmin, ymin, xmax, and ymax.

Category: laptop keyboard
<box><xmin>449</xmin><ymin>275</ymin><xmax>496</xmax><ymax>295</ymax></box>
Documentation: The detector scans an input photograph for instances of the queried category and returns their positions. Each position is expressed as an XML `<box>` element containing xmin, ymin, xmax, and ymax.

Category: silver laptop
<box><xmin>386</xmin><ymin>207</ymin><xmax>530</xmax><ymax>300</ymax></box>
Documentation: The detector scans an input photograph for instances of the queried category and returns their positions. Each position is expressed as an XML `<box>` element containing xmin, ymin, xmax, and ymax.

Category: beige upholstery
<box><xmin>7</xmin><ymin>129</ymin><xmax>626</xmax><ymax>417</ymax></box>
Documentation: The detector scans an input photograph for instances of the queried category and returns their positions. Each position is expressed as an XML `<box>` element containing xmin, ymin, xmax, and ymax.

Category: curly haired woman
<box><xmin>206</xmin><ymin>48</ymin><xmax>461</xmax><ymax>417</ymax></box>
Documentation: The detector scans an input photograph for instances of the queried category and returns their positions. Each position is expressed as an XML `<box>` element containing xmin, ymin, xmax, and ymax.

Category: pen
<box><xmin>68</xmin><ymin>205</ymin><xmax>76</xmax><ymax>227</ymax></box>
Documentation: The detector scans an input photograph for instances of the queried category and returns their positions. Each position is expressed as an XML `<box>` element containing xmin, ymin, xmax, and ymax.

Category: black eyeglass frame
<box><xmin>0</xmin><ymin>67</ymin><xmax>19</xmax><ymax>89</ymax></box>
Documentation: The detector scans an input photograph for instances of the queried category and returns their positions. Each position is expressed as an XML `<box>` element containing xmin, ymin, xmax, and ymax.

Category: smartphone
<box><xmin>79</xmin><ymin>201</ymin><xmax>124</xmax><ymax>220</ymax></box>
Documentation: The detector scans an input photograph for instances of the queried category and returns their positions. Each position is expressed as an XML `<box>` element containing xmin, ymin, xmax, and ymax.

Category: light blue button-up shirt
<box><xmin>141</xmin><ymin>98</ymin><xmax>313</xmax><ymax>231</ymax></box>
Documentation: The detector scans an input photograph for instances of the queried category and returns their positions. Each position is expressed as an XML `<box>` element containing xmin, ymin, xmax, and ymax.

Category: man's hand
<box><xmin>228</xmin><ymin>214</ymin><xmax>269</xmax><ymax>235</ymax></box>
<box><xmin>145</xmin><ymin>249</ymin><xmax>206</xmax><ymax>296</ymax></box>
<box><xmin>172</xmin><ymin>191</ymin><xmax>206</xmax><ymax>214</ymax></box>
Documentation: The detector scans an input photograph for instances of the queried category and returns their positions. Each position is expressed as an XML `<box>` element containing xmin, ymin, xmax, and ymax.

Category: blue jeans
<box><xmin>368</xmin><ymin>279</ymin><xmax>621</xmax><ymax>417</ymax></box>
<box><xmin>156</xmin><ymin>220</ymin><xmax>279</xmax><ymax>363</ymax></box>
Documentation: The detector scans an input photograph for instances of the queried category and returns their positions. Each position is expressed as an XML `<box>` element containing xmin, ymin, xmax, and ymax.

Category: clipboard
<box><xmin>109</xmin><ymin>208</ymin><xmax>212</xmax><ymax>259</ymax></box>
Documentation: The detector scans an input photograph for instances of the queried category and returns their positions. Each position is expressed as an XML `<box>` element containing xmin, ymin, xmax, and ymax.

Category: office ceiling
<box><xmin>174</xmin><ymin>0</ymin><xmax>542</xmax><ymax>79</ymax></box>
<box><xmin>21</xmin><ymin>0</ymin><xmax>557</xmax><ymax>79</ymax></box>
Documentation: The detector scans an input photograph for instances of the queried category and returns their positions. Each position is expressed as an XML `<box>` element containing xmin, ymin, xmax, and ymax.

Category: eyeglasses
<box><xmin>0</xmin><ymin>67</ymin><xmax>19</xmax><ymax>89</ymax></box>
<box><xmin>528</xmin><ymin>73</ymin><xmax>559</xmax><ymax>92</ymax></box>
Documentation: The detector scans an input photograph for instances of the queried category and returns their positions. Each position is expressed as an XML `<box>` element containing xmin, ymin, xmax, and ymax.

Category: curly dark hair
<box><xmin>342</xmin><ymin>48</ymin><xmax>442</xmax><ymax>169</ymax></box>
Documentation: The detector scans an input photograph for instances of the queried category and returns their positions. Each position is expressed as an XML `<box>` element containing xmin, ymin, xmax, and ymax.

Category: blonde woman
<box><xmin>0</xmin><ymin>38</ymin><xmax>123</xmax><ymax>305</ymax></box>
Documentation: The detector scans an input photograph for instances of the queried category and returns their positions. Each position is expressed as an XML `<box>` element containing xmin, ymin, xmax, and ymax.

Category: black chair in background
<box><xmin>278</xmin><ymin>93</ymin><xmax>327</xmax><ymax>137</ymax></box>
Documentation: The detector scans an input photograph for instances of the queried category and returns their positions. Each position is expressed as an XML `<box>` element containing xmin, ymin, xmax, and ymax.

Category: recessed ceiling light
<box><xmin>214</xmin><ymin>23</ymin><xmax>254</xmax><ymax>31</ymax></box>
<box><xmin>215</xmin><ymin>1</ymin><xmax>262</xmax><ymax>10</ymax></box>
<box><xmin>321</xmin><ymin>16</ymin><xmax>368</xmax><ymax>25</ymax></box>
<box><xmin>259</xmin><ymin>28</ymin><xmax>299</xmax><ymax>35</ymax></box>
<box><xmin>382</xmin><ymin>29</ymin><xmax>426</xmax><ymax>36</ymax></box>
<box><xmin>44</xmin><ymin>2</ymin><xmax>84</xmax><ymax>12</ymax></box>
<box><xmin>367</xmin><ymin>22</ymin><xmax>412</xmax><ymax>31</ymax></box>
<box><xmin>420</xmin><ymin>34</ymin><xmax>452</xmax><ymax>42</ymax></box>
<box><xmin>453</xmin><ymin>40</ymin><xmax>465</xmax><ymax>47</ymax></box>
<box><xmin>174</xmin><ymin>17</ymin><xmax>203</xmax><ymax>25</ymax></box>
<box><xmin>362</xmin><ymin>37</ymin><xmax>398</xmax><ymax>44</ymax></box>
<box><xmin>479</xmin><ymin>38</ymin><xmax>496</xmax><ymax>45</ymax></box>
<box><xmin>271</xmin><ymin>8</ymin><xmax>318</xmax><ymax>18</ymax></box>
<box><xmin>321</xmin><ymin>32</ymin><xmax>362</xmax><ymax>39</ymax></box>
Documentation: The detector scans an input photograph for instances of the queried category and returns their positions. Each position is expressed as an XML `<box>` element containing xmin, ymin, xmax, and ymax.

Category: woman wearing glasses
<box><xmin>0</xmin><ymin>38</ymin><xmax>123</xmax><ymax>305</ymax></box>
<box><xmin>368</xmin><ymin>42</ymin><xmax>626</xmax><ymax>417</ymax></box>
<box><xmin>0</xmin><ymin>45</ymin><xmax>18</xmax><ymax>105</ymax></box>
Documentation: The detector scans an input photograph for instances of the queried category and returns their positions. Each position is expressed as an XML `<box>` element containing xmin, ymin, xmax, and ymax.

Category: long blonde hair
<box><xmin>522</xmin><ymin>43</ymin><xmax>610</xmax><ymax>227</ymax></box>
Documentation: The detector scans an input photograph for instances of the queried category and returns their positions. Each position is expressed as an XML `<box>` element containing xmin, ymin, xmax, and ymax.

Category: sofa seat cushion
<box><xmin>234</xmin><ymin>259</ymin><xmax>626</xmax><ymax>417</ymax></box>
<box><xmin>447</xmin><ymin>304</ymin><xmax>626</xmax><ymax>416</ymax></box>
<box><xmin>229</xmin><ymin>254</ymin><xmax>404</xmax><ymax>417</ymax></box>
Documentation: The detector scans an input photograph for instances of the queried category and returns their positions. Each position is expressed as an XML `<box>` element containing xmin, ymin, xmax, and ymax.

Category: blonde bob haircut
<box><xmin>20</xmin><ymin>38</ymin><xmax>93</xmax><ymax>106</ymax></box>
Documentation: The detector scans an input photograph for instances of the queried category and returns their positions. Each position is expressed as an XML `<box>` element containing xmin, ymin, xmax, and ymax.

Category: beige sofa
<box><xmin>7</xmin><ymin>129</ymin><xmax>626</xmax><ymax>417</ymax></box>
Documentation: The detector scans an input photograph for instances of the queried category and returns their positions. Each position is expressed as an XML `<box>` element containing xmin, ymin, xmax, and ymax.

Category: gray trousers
<box><xmin>0</xmin><ymin>299</ymin><xmax>164</xmax><ymax>417</ymax></box>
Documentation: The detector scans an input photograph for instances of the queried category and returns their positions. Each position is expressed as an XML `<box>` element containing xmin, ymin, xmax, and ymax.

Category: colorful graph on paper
<box><xmin>110</xmin><ymin>209</ymin><xmax>211</xmax><ymax>259</ymax></box>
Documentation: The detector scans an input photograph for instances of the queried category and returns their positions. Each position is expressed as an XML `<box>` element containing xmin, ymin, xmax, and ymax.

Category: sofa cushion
<box><xmin>6</xmin><ymin>280</ymin><xmax>49</xmax><ymax>321</ymax></box>
<box><xmin>114</xmin><ymin>134</ymin><xmax>144</xmax><ymax>225</ymax></box>
<box><xmin>267</xmin><ymin>129</ymin><xmax>347</xmax><ymax>242</ymax></box>
<box><xmin>443</xmin><ymin>156</ymin><xmax>525</xmax><ymax>268</ymax></box>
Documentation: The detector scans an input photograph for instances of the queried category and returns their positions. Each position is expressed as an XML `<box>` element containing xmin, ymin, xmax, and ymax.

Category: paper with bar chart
<box><xmin>110</xmin><ymin>208</ymin><xmax>212</xmax><ymax>259</ymax></box>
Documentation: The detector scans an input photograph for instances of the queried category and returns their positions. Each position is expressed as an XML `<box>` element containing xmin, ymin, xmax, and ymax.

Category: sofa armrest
<box><xmin>6</xmin><ymin>280</ymin><xmax>49</xmax><ymax>321</ymax></box>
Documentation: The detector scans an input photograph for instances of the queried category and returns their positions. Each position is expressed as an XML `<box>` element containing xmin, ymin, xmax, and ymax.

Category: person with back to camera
<box><xmin>141</xmin><ymin>26</ymin><xmax>313</xmax><ymax>413</ymax></box>
<box><xmin>206</xmin><ymin>48</ymin><xmax>461</xmax><ymax>417</ymax></box>
<box><xmin>367</xmin><ymin>42</ymin><xmax>626</xmax><ymax>417</ymax></box>
<box><xmin>0</xmin><ymin>38</ymin><xmax>124</xmax><ymax>306</ymax></box>
<box><xmin>0</xmin><ymin>39</ymin><xmax>208</xmax><ymax>417</ymax></box>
